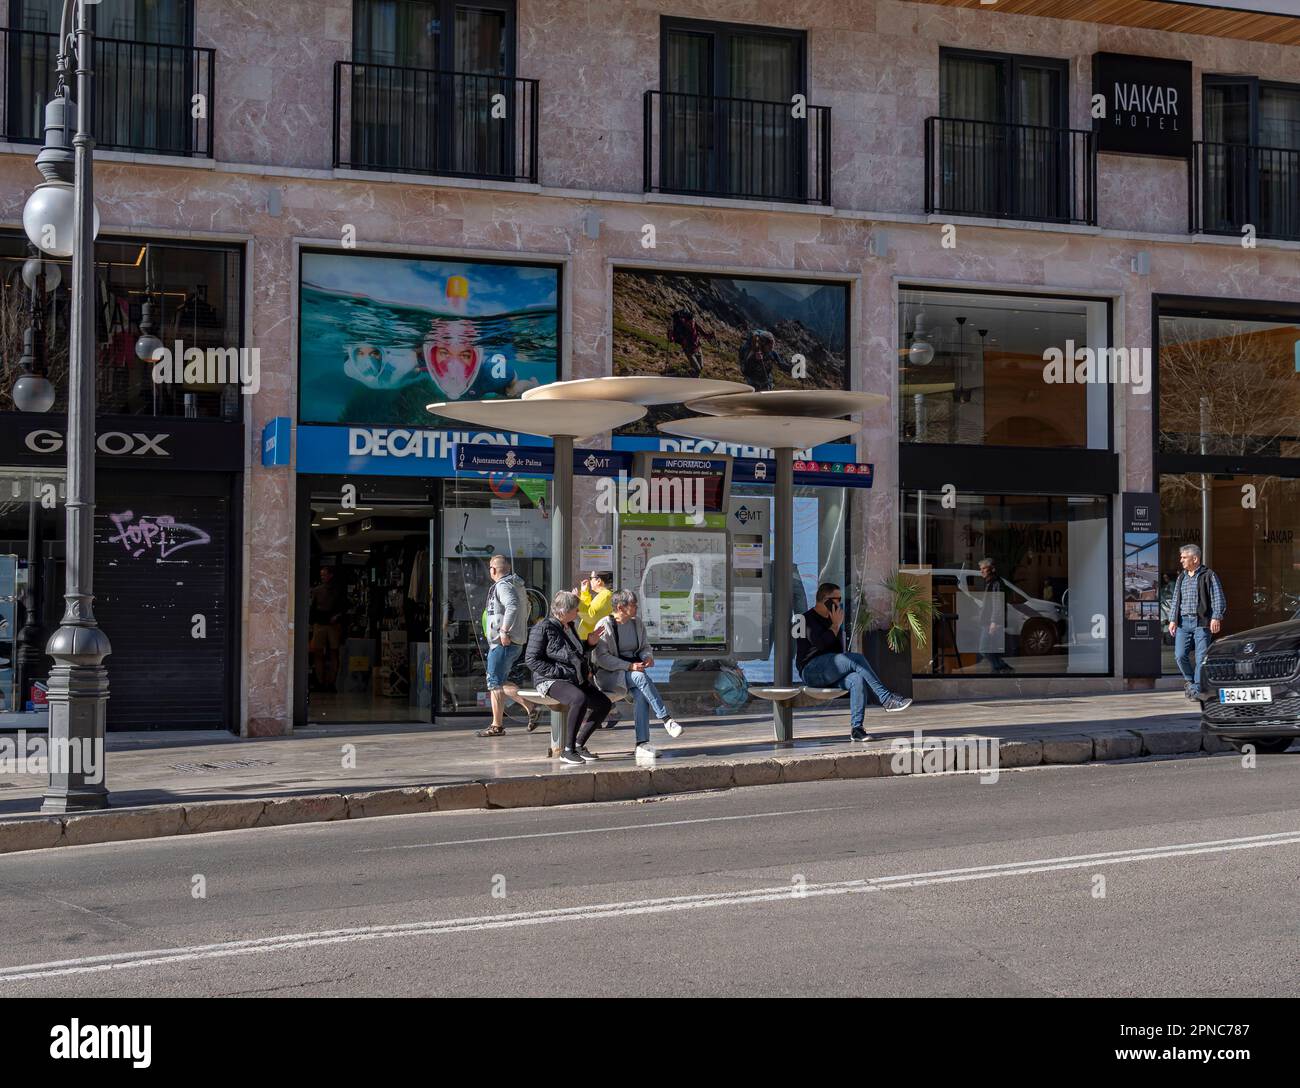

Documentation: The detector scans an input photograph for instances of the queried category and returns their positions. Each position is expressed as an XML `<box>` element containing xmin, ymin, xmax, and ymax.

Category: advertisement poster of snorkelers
<box><xmin>299</xmin><ymin>251</ymin><xmax>560</xmax><ymax>427</ymax></box>
<box><xmin>611</xmin><ymin>268</ymin><xmax>849</xmax><ymax>436</ymax></box>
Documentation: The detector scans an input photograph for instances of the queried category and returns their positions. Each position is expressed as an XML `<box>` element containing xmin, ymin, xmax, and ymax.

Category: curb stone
<box><xmin>0</xmin><ymin>726</ymin><xmax>1231</xmax><ymax>855</ymax></box>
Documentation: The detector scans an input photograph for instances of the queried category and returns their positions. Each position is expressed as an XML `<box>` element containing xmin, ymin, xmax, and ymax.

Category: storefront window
<box><xmin>900</xmin><ymin>491</ymin><xmax>1110</xmax><ymax>675</ymax></box>
<box><xmin>1158</xmin><ymin>473</ymin><xmax>1300</xmax><ymax>673</ymax></box>
<box><xmin>0</xmin><ymin>467</ymin><xmax>64</xmax><ymax>715</ymax></box>
<box><xmin>0</xmin><ymin>235</ymin><xmax>244</xmax><ymax>418</ymax></box>
<box><xmin>438</xmin><ymin>475</ymin><xmax>550</xmax><ymax>714</ymax></box>
<box><xmin>1157</xmin><ymin>312</ymin><xmax>1300</xmax><ymax>457</ymax></box>
<box><xmin>899</xmin><ymin>287</ymin><xmax>1110</xmax><ymax>449</ymax></box>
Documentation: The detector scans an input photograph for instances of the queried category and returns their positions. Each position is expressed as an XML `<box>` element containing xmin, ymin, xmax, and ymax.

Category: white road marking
<box><xmin>359</xmin><ymin>804</ymin><xmax>863</xmax><ymax>850</ymax></box>
<box><xmin>1</xmin><ymin>829</ymin><xmax>1296</xmax><ymax>983</ymax></box>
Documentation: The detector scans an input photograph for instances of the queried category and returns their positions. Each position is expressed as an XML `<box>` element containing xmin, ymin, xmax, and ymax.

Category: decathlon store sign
<box><xmin>295</xmin><ymin>424</ymin><xmax>550</xmax><ymax>476</ymax></box>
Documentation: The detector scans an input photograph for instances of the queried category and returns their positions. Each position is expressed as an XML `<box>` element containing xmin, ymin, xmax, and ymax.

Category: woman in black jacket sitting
<box><xmin>525</xmin><ymin>590</ymin><xmax>611</xmax><ymax>765</ymax></box>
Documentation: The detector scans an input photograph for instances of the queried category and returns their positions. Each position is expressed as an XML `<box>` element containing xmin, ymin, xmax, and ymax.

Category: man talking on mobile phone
<box><xmin>797</xmin><ymin>582</ymin><xmax>912</xmax><ymax>742</ymax></box>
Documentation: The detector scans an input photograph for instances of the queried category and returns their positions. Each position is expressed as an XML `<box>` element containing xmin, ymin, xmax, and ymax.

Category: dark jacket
<box><xmin>525</xmin><ymin>617</ymin><xmax>590</xmax><ymax>685</ymax></box>
<box><xmin>1170</xmin><ymin>567</ymin><xmax>1225</xmax><ymax>627</ymax></box>
<box><xmin>796</xmin><ymin>607</ymin><xmax>844</xmax><ymax>672</ymax></box>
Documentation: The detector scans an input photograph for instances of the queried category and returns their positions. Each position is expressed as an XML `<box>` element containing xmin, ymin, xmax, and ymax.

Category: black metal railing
<box><xmin>925</xmin><ymin>116</ymin><xmax>1096</xmax><ymax>226</ymax></box>
<box><xmin>644</xmin><ymin>89</ymin><xmax>831</xmax><ymax>205</ymax></box>
<box><xmin>1191</xmin><ymin>140</ymin><xmax>1300</xmax><ymax>242</ymax></box>
<box><xmin>333</xmin><ymin>61</ymin><xmax>538</xmax><ymax>182</ymax></box>
<box><xmin>1</xmin><ymin>29</ymin><xmax>214</xmax><ymax>157</ymax></box>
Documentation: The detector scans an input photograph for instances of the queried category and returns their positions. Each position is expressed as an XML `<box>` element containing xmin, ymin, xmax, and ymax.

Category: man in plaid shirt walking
<box><xmin>1166</xmin><ymin>543</ymin><xmax>1226</xmax><ymax>699</ymax></box>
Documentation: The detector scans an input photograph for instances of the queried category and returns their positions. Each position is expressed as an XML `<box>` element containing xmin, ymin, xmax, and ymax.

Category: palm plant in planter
<box><xmin>852</xmin><ymin>573</ymin><xmax>934</xmax><ymax>700</ymax></box>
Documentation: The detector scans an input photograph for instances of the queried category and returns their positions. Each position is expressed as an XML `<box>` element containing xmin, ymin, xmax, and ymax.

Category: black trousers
<box><xmin>546</xmin><ymin>680</ymin><xmax>612</xmax><ymax>750</ymax></box>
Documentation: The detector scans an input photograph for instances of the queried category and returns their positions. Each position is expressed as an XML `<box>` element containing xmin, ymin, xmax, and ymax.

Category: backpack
<box><xmin>714</xmin><ymin>664</ymin><xmax>749</xmax><ymax>709</ymax></box>
<box><xmin>670</xmin><ymin>309</ymin><xmax>694</xmax><ymax>344</ymax></box>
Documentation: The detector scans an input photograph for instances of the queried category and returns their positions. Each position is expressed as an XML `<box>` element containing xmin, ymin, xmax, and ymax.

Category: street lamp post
<box><xmin>22</xmin><ymin>0</ymin><xmax>110</xmax><ymax>812</ymax></box>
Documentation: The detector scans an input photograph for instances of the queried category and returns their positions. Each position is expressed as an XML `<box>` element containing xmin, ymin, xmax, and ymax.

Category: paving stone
<box><xmin>732</xmin><ymin>759</ymin><xmax>783</xmax><ymax>786</ymax></box>
<box><xmin>0</xmin><ymin>817</ymin><xmax>65</xmax><ymax>854</ymax></box>
<box><xmin>1094</xmin><ymin>733</ymin><xmax>1144</xmax><ymax>760</ymax></box>
<box><xmin>257</xmin><ymin>793</ymin><xmax>348</xmax><ymax>827</ymax></box>
<box><xmin>1041</xmin><ymin>736</ymin><xmax>1095</xmax><ymax>764</ymax></box>
<box><xmin>541</xmin><ymin>773</ymin><xmax>596</xmax><ymax>806</ymax></box>
<box><xmin>346</xmin><ymin>787</ymin><xmax>436</xmax><ymax>819</ymax></box>
<box><xmin>63</xmin><ymin>805</ymin><xmax>186</xmax><ymax>847</ymax></box>
<box><xmin>593</xmin><ymin>768</ymin><xmax>652</xmax><ymax>802</ymax></box>
<box><xmin>777</xmin><ymin>755</ymin><xmax>839</xmax><ymax>783</ymax></box>
<box><xmin>994</xmin><ymin>739</ymin><xmax>1044</xmax><ymax>768</ymax></box>
<box><xmin>1138</xmin><ymin>729</ymin><xmax>1202</xmax><ymax>756</ymax></box>
<box><xmin>484</xmin><ymin>777</ymin><xmax>548</xmax><ymax>809</ymax></box>
<box><xmin>430</xmin><ymin>782</ymin><xmax>488</xmax><ymax>811</ymax></box>
<box><xmin>651</xmin><ymin>762</ymin><xmax>735</xmax><ymax>795</ymax></box>
<box><xmin>183</xmin><ymin>799</ymin><xmax>267</xmax><ymax>835</ymax></box>
<box><xmin>835</xmin><ymin>751</ymin><xmax>883</xmax><ymax>778</ymax></box>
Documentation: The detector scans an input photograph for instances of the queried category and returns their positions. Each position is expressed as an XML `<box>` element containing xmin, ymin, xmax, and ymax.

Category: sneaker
<box><xmin>850</xmin><ymin>726</ymin><xmax>872</xmax><ymax>742</ymax></box>
<box><xmin>634</xmin><ymin>744</ymin><xmax>657</xmax><ymax>767</ymax></box>
<box><xmin>883</xmin><ymin>695</ymin><xmax>912</xmax><ymax>713</ymax></box>
<box><xmin>1183</xmin><ymin>683</ymin><xmax>1198</xmax><ymax>700</ymax></box>
<box><xmin>559</xmin><ymin>748</ymin><xmax>584</xmax><ymax>766</ymax></box>
<box><xmin>576</xmin><ymin>745</ymin><xmax>600</xmax><ymax>763</ymax></box>
<box><xmin>661</xmin><ymin>718</ymin><xmax>684</xmax><ymax>738</ymax></box>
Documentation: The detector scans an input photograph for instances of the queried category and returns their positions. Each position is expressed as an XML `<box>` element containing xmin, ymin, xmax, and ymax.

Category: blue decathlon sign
<box><xmin>261</xmin><ymin>417</ymin><xmax>292</xmax><ymax>467</ymax></box>
<box><xmin>295</xmin><ymin>425</ymin><xmax>552</xmax><ymax>477</ymax></box>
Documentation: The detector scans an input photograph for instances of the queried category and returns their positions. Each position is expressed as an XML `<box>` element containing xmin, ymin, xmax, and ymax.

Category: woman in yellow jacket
<box><xmin>575</xmin><ymin>571</ymin><xmax>614</xmax><ymax>644</ymax></box>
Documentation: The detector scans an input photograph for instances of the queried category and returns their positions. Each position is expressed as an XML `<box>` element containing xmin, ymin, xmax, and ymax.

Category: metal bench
<box><xmin>751</xmin><ymin>686</ymin><xmax>849</xmax><ymax>705</ymax></box>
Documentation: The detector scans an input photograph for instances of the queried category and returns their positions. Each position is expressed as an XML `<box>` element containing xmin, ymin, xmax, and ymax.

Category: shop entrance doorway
<box><xmin>305</xmin><ymin>495</ymin><xmax>435</xmax><ymax>724</ymax></box>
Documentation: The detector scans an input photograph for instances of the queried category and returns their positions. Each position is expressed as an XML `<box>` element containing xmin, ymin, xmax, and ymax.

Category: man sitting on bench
<box><xmin>796</xmin><ymin>582</ymin><xmax>912</xmax><ymax>742</ymax></box>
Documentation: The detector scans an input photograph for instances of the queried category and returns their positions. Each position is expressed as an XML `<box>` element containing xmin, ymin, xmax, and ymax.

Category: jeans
<box><xmin>1174</xmin><ymin>621</ymin><xmax>1212</xmax><ymax>688</ymax></box>
<box><xmin>801</xmin><ymin>652</ymin><xmax>894</xmax><ymax>732</ymax></box>
<box><xmin>485</xmin><ymin>642</ymin><xmax>522</xmax><ymax>690</ymax></box>
<box><xmin>626</xmin><ymin>669</ymin><xmax>669</xmax><ymax>745</ymax></box>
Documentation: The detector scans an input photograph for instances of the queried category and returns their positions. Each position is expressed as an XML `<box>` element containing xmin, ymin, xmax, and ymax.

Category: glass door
<box><xmin>1204</xmin><ymin>78</ymin><xmax>1257</xmax><ymax>234</ymax></box>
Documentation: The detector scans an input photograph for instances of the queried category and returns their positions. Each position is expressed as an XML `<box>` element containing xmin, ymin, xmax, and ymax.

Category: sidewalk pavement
<box><xmin>0</xmin><ymin>691</ymin><xmax>1226</xmax><ymax>854</ymax></box>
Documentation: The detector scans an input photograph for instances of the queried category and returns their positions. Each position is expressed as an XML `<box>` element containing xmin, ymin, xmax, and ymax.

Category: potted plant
<box><xmin>853</xmin><ymin>573</ymin><xmax>933</xmax><ymax>700</ymax></box>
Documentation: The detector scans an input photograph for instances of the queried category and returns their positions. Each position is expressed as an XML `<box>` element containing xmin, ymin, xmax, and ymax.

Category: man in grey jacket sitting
<box><xmin>593</xmin><ymin>589</ymin><xmax>683</xmax><ymax>766</ymax></box>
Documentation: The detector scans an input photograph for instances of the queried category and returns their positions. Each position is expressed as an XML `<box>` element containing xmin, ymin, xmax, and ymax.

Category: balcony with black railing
<box><xmin>333</xmin><ymin>61</ymin><xmax>538</xmax><ymax>183</ymax></box>
<box><xmin>644</xmin><ymin>90</ymin><xmax>831</xmax><ymax>205</ymax></box>
<box><xmin>925</xmin><ymin>116</ymin><xmax>1097</xmax><ymax>226</ymax></box>
<box><xmin>1</xmin><ymin>29</ymin><xmax>214</xmax><ymax>157</ymax></box>
<box><xmin>1191</xmin><ymin>140</ymin><xmax>1300</xmax><ymax>242</ymax></box>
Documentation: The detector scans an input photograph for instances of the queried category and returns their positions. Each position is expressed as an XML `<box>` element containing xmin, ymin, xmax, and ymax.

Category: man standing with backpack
<box><xmin>478</xmin><ymin>555</ymin><xmax>540</xmax><ymax>738</ymax></box>
<box><xmin>1167</xmin><ymin>543</ymin><xmax>1226</xmax><ymax>700</ymax></box>
<box><xmin>666</xmin><ymin>309</ymin><xmax>716</xmax><ymax>376</ymax></box>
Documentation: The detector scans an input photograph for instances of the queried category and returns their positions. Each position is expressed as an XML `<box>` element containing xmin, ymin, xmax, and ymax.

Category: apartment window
<box><xmin>650</xmin><ymin>18</ymin><xmax>826</xmax><ymax>203</ymax></box>
<box><xmin>6</xmin><ymin>0</ymin><xmax>205</xmax><ymax>156</ymax></box>
<box><xmin>930</xmin><ymin>49</ymin><xmax>1092</xmax><ymax>224</ymax></box>
<box><xmin>346</xmin><ymin>0</ymin><xmax>523</xmax><ymax>179</ymax></box>
<box><xmin>1197</xmin><ymin>76</ymin><xmax>1300</xmax><ymax>240</ymax></box>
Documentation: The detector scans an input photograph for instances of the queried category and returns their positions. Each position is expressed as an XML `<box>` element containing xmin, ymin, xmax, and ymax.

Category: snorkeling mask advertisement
<box><xmin>299</xmin><ymin>251</ymin><xmax>560</xmax><ymax>427</ymax></box>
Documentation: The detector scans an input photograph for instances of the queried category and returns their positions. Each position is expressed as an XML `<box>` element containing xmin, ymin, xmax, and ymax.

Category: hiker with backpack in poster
<box><xmin>666</xmin><ymin>309</ymin><xmax>716</xmax><ymax>376</ymax></box>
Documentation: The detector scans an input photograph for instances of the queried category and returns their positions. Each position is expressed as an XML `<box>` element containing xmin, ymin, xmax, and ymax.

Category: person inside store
<box><xmin>309</xmin><ymin>565</ymin><xmax>347</xmax><ymax>693</ymax></box>
<box><xmin>977</xmin><ymin>557</ymin><xmax>1014</xmax><ymax>673</ymax></box>
<box><xmin>796</xmin><ymin>581</ymin><xmax>912</xmax><ymax>741</ymax></box>
<box><xmin>525</xmin><ymin>590</ymin><xmax>611</xmax><ymax>766</ymax></box>
<box><xmin>593</xmin><ymin>589</ymin><xmax>684</xmax><ymax>768</ymax></box>
<box><xmin>478</xmin><ymin>554</ymin><xmax>541</xmax><ymax>738</ymax></box>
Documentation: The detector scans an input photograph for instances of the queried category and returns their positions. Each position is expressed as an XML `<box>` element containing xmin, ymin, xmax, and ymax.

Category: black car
<box><xmin>1199</xmin><ymin>620</ymin><xmax>1300</xmax><ymax>754</ymax></box>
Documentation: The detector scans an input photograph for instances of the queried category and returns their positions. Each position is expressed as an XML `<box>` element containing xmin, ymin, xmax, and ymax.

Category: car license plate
<box><xmin>1220</xmin><ymin>686</ymin><xmax>1272</xmax><ymax>704</ymax></box>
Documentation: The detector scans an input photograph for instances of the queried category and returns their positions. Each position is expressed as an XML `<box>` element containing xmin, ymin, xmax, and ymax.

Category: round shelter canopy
<box><xmin>685</xmin><ymin>389</ymin><xmax>886</xmax><ymax>418</ymax></box>
<box><xmin>658</xmin><ymin>415</ymin><xmax>860</xmax><ymax>449</ymax></box>
<box><xmin>428</xmin><ymin>397</ymin><xmax>646</xmax><ymax>439</ymax></box>
<box><xmin>523</xmin><ymin>375</ymin><xmax>752</xmax><ymax>405</ymax></box>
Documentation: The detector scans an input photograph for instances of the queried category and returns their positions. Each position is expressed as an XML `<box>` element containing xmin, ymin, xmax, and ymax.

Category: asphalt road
<box><xmin>1</xmin><ymin>752</ymin><xmax>1297</xmax><ymax>997</ymax></box>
